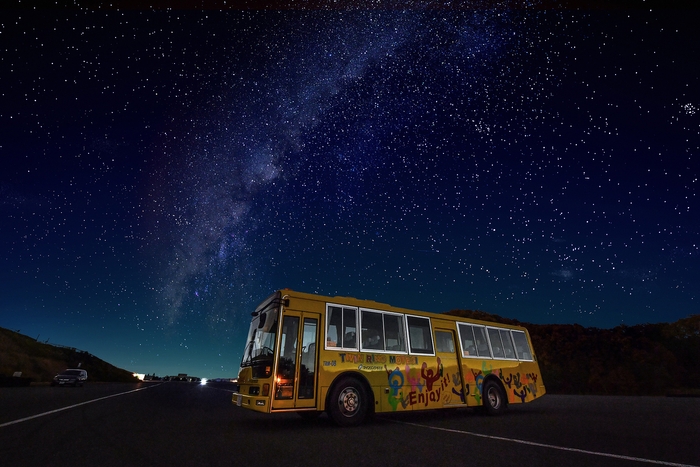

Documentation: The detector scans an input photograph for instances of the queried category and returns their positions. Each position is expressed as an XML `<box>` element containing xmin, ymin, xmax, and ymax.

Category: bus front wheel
<box><xmin>483</xmin><ymin>380</ymin><xmax>507</xmax><ymax>415</ymax></box>
<box><xmin>328</xmin><ymin>377</ymin><xmax>368</xmax><ymax>427</ymax></box>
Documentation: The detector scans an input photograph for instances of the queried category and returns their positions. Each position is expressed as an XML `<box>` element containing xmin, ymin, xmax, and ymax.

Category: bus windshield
<box><xmin>240</xmin><ymin>296</ymin><xmax>280</xmax><ymax>378</ymax></box>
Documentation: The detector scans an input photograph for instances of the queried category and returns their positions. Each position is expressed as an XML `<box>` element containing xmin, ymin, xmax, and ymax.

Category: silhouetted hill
<box><xmin>444</xmin><ymin>310</ymin><xmax>700</xmax><ymax>396</ymax></box>
<box><xmin>0</xmin><ymin>327</ymin><xmax>139</xmax><ymax>385</ymax></box>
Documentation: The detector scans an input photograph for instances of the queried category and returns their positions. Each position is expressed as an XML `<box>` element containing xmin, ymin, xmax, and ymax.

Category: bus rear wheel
<box><xmin>483</xmin><ymin>380</ymin><xmax>507</xmax><ymax>415</ymax></box>
<box><xmin>328</xmin><ymin>377</ymin><xmax>368</xmax><ymax>427</ymax></box>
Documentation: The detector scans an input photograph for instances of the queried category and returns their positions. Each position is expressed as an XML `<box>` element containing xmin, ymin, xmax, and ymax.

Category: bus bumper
<box><xmin>232</xmin><ymin>392</ymin><xmax>270</xmax><ymax>413</ymax></box>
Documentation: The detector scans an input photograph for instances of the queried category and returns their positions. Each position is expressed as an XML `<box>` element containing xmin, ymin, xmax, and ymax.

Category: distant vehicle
<box><xmin>51</xmin><ymin>369</ymin><xmax>88</xmax><ymax>387</ymax></box>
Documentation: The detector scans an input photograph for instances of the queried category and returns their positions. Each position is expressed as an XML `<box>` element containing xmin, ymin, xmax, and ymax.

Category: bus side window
<box><xmin>487</xmin><ymin>328</ymin><xmax>505</xmax><ymax>359</ymax></box>
<box><xmin>473</xmin><ymin>326</ymin><xmax>491</xmax><ymax>358</ymax></box>
<box><xmin>511</xmin><ymin>330</ymin><xmax>532</xmax><ymax>360</ymax></box>
<box><xmin>457</xmin><ymin>323</ymin><xmax>476</xmax><ymax>357</ymax></box>
<box><xmin>327</xmin><ymin>305</ymin><xmax>358</xmax><ymax>349</ymax></box>
<box><xmin>500</xmin><ymin>329</ymin><xmax>516</xmax><ymax>359</ymax></box>
<box><xmin>326</xmin><ymin>306</ymin><xmax>342</xmax><ymax>348</ymax></box>
<box><xmin>383</xmin><ymin>313</ymin><xmax>406</xmax><ymax>352</ymax></box>
<box><xmin>407</xmin><ymin>316</ymin><xmax>434</xmax><ymax>355</ymax></box>
<box><xmin>343</xmin><ymin>308</ymin><xmax>357</xmax><ymax>349</ymax></box>
<box><xmin>361</xmin><ymin>310</ymin><xmax>384</xmax><ymax>350</ymax></box>
<box><xmin>435</xmin><ymin>331</ymin><xmax>454</xmax><ymax>353</ymax></box>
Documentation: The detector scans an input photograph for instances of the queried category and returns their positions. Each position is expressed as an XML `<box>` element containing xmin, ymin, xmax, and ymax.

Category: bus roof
<box><xmin>276</xmin><ymin>288</ymin><xmax>530</xmax><ymax>332</ymax></box>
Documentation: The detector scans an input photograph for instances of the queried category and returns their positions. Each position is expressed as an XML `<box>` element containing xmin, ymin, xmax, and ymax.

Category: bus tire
<box><xmin>483</xmin><ymin>379</ymin><xmax>507</xmax><ymax>415</ymax></box>
<box><xmin>328</xmin><ymin>377</ymin><xmax>368</xmax><ymax>427</ymax></box>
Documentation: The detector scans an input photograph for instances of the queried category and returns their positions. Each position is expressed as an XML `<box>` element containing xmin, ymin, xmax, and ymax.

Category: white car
<box><xmin>51</xmin><ymin>369</ymin><xmax>88</xmax><ymax>387</ymax></box>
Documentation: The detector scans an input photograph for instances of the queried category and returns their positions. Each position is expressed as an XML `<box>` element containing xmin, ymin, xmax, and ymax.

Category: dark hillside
<box><xmin>444</xmin><ymin>310</ymin><xmax>700</xmax><ymax>396</ymax></box>
<box><xmin>0</xmin><ymin>327</ymin><xmax>139</xmax><ymax>385</ymax></box>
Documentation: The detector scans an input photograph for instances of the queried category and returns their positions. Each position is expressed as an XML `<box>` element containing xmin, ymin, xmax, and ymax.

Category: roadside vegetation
<box><xmin>0</xmin><ymin>327</ymin><xmax>139</xmax><ymax>385</ymax></box>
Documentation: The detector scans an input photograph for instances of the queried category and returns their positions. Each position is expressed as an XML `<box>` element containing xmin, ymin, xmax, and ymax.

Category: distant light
<box><xmin>200</xmin><ymin>378</ymin><xmax>208</xmax><ymax>385</ymax></box>
<box><xmin>133</xmin><ymin>373</ymin><xmax>145</xmax><ymax>381</ymax></box>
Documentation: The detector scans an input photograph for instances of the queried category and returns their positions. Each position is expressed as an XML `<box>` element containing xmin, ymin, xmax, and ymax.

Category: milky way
<box><xmin>1</xmin><ymin>6</ymin><xmax>698</xmax><ymax>377</ymax></box>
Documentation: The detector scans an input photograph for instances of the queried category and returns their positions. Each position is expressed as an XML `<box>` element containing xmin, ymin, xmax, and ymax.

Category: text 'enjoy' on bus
<box><xmin>232</xmin><ymin>289</ymin><xmax>545</xmax><ymax>426</ymax></box>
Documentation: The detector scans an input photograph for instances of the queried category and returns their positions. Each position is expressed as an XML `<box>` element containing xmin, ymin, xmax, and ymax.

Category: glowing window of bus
<box><xmin>240</xmin><ymin>301</ymin><xmax>279</xmax><ymax>378</ymax></box>
<box><xmin>276</xmin><ymin>316</ymin><xmax>299</xmax><ymax>400</ymax></box>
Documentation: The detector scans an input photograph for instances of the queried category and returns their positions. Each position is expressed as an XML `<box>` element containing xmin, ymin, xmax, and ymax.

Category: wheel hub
<box><xmin>339</xmin><ymin>387</ymin><xmax>359</xmax><ymax>415</ymax></box>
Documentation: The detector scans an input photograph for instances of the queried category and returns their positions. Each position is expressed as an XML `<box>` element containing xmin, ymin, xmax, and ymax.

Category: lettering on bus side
<box><xmin>337</xmin><ymin>353</ymin><xmax>419</xmax><ymax>365</ymax></box>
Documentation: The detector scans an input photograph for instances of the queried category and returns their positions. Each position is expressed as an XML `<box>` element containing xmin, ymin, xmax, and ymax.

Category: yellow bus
<box><xmin>232</xmin><ymin>289</ymin><xmax>545</xmax><ymax>426</ymax></box>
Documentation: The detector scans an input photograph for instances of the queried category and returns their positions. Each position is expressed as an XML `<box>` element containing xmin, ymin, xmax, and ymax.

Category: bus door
<box><xmin>434</xmin><ymin>328</ymin><xmax>468</xmax><ymax>407</ymax></box>
<box><xmin>271</xmin><ymin>311</ymin><xmax>320</xmax><ymax>410</ymax></box>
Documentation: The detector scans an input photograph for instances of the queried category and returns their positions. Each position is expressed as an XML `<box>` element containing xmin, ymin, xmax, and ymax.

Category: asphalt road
<box><xmin>1</xmin><ymin>382</ymin><xmax>698</xmax><ymax>467</ymax></box>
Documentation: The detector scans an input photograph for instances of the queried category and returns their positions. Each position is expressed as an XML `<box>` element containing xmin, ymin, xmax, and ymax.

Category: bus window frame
<box><xmin>325</xmin><ymin>303</ymin><xmax>359</xmax><ymax>351</ymax></box>
<box><xmin>511</xmin><ymin>330</ymin><xmax>534</xmax><ymax>361</ymax></box>
<box><xmin>457</xmin><ymin>322</ymin><xmax>478</xmax><ymax>358</ymax></box>
<box><xmin>406</xmin><ymin>314</ymin><xmax>435</xmax><ymax>356</ymax></box>
<box><xmin>486</xmin><ymin>327</ymin><xmax>506</xmax><ymax>359</ymax></box>
<box><xmin>434</xmin><ymin>330</ymin><xmax>456</xmax><ymax>354</ymax></box>
<box><xmin>457</xmin><ymin>323</ymin><xmax>492</xmax><ymax>359</ymax></box>
<box><xmin>359</xmin><ymin>308</ymin><xmax>385</xmax><ymax>352</ymax></box>
<box><xmin>458</xmin><ymin>322</ymin><xmax>533</xmax><ymax>362</ymax></box>
<box><xmin>358</xmin><ymin>308</ymin><xmax>408</xmax><ymax>354</ymax></box>
<box><xmin>383</xmin><ymin>311</ymin><xmax>407</xmax><ymax>353</ymax></box>
<box><xmin>495</xmin><ymin>328</ymin><xmax>518</xmax><ymax>360</ymax></box>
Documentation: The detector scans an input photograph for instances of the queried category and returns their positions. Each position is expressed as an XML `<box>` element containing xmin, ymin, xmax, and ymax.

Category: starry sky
<box><xmin>1</xmin><ymin>2</ymin><xmax>698</xmax><ymax>379</ymax></box>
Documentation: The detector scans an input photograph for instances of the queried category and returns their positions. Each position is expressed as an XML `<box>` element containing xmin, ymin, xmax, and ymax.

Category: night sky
<box><xmin>1</xmin><ymin>2</ymin><xmax>698</xmax><ymax>379</ymax></box>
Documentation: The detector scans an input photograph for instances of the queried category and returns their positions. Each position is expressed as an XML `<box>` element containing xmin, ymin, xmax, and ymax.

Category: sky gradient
<box><xmin>1</xmin><ymin>3</ymin><xmax>698</xmax><ymax>378</ymax></box>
